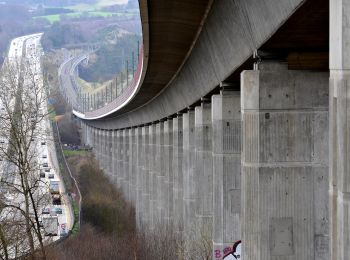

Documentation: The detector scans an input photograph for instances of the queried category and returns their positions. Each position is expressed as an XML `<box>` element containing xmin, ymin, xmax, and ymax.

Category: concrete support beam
<box><xmin>129</xmin><ymin>128</ymin><xmax>136</xmax><ymax>204</ymax></box>
<box><xmin>85</xmin><ymin>124</ymin><xmax>89</xmax><ymax>144</ymax></box>
<box><xmin>142</xmin><ymin>126</ymin><xmax>150</xmax><ymax>228</ymax></box>
<box><xmin>90</xmin><ymin>127</ymin><xmax>95</xmax><ymax>149</ymax></box>
<box><xmin>194</xmin><ymin>102</ymin><xmax>213</xmax><ymax>241</ymax></box>
<box><xmin>241</xmin><ymin>64</ymin><xmax>329</xmax><ymax>260</ymax></box>
<box><xmin>182</xmin><ymin>109</ymin><xmax>196</xmax><ymax>250</ymax></box>
<box><xmin>212</xmin><ymin>90</ymin><xmax>241</xmax><ymax>260</ymax></box>
<box><xmin>164</xmin><ymin>118</ymin><xmax>174</xmax><ymax>226</ymax></box>
<box><xmin>95</xmin><ymin>128</ymin><xmax>99</xmax><ymax>160</ymax></box>
<box><xmin>117</xmin><ymin>130</ymin><xmax>124</xmax><ymax>191</ymax></box>
<box><xmin>112</xmin><ymin>131</ymin><xmax>117</xmax><ymax>186</ymax></box>
<box><xmin>107</xmin><ymin>131</ymin><xmax>113</xmax><ymax>178</ymax></box>
<box><xmin>173</xmin><ymin>114</ymin><xmax>184</xmax><ymax>237</ymax></box>
<box><xmin>330</xmin><ymin>1</ymin><xmax>350</xmax><ymax>259</ymax></box>
<box><xmin>123</xmin><ymin>129</ymin><xmax>130</xmax><ymax>202</ymax></box>
<box><xmin>101</xmin><ymin>129</ymin><xmax>105</xmax><ymax>168</ymax></box>
<box><xmin>93</xmin><ymin>128</ymin><xmax>97</xmax><ymax>156</ymax></box>
<box><xmin>156</xmin><ymin>121</ymin><xmax>166</xmax><ymax>225</ymax></box>
<box><xmin>96</xmin><ymin>129</ymin><xmax>102</xmax><ymax>164</ymax></box>
<box><xmin>102</xmin><ymin>130</ymin><xmax>107</xmax><ymax>171</ymax></box>
<box><xmin>136</xmin><ymin>127</ymin><xmax>143</xmax><ymax>229</ymax></box>
<box><xmin>81</xmin><ymin>123</ymin><xmax>87</xmax><ymax>144</ymax></box>
<box><xmin>149</xmin><ymin>123</ymin><xmax>157</xmax><ymax>229</ymax></box>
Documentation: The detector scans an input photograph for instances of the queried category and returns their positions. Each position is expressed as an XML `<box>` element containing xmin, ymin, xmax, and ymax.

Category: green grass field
<box><xmin>68</xmin><ymin>0</ymin><xmax>128</xmax><ymax>12</ymax></box>
<box><xmin>35</xmin><ymin>11</ymin><xmax>123</xmax><ymax>23</ymax></box>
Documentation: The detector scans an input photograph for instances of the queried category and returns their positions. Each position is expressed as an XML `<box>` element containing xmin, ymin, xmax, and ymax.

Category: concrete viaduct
<box><xmin>68</xmin><ymin>0</ymin><xmax>349</xmax><ymax>259</ymax></box>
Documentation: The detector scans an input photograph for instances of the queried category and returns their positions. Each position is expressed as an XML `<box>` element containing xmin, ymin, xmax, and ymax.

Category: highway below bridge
<box><xmin>57</xmin><ymin>0</ymin><xmax>350</xmax><ymax>259</ymax></box>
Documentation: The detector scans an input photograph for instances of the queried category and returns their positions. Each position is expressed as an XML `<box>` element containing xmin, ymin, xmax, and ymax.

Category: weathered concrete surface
<box><xmin>148</xmin><ymin>124</ymin><xmax>156</xmax><ymax>229</ymax></box>
<box><xmin>194</xmin><ymin>102</ymin><xmax>213</xmax><ymax>240</ymax></box>
<box><xmin>182</xmin><ymin>110</ymin><xmax>196</xmax><ymax>252</ymax></box>
<box><xmin>212</xmin><ymin>91</ymin><xmax>241</xmax><ymax>260</ymax></box>
<box><xmin>156</xmin><ymin>121</ymin><xmax>166</xmax><ymax>225</ymax></box>
<box><xmin>173</xmin><ymin>115</ymin><xmax>184</xmax><ymax>236</ymax></box>
<box><xmin>141</xmin><ymin>126</ymin><xmax>150</xmax><ymax>228</ymax></box>
<box><xmin>129</xmin><ymin>128</ymin><xmax>136</xmax><ymax>205</ymax></box>
<box><xmin>164</xmin><ymin>119</ymin><xmax>174</xmax><ymax>225</ymax></box>
<box><xmin>329</xmin><ymin>1</ymin><xmax>350</xmax><ymax>259</ymax></box>
<box><xmin>117</xmin><ymin>130</ymin><xmax>124</xmax><ymax>191</ymax></box>
<box><xmin>135</xmin><ymin>127</ymin><xmax>143</xmax><ymax>229</ymax></box>
<box><xmin>241</xmin><ymin>64</ymin><xmax>329</xmax><ymax>260</ymax></box>
<box><xmin>112</xmin><ymin>131</ymin><xmax>117</xmax><ymax>185</ymax></box>
<box><xmin>123</xmin><ymin>129</ymin><xmax>130</xmax><ymax>202</ymax></box>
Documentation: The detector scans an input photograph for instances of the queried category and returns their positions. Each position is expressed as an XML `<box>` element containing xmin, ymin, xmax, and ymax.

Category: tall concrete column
<box><xmin>101</xmin><ymin>129</ymin><xmax>105</xmax><ymax>169</ymax></box>
<box><xmin>117</xmin><ymin>130</ymin><xmax>124</xmax><ymax>191</ymax></box>
<box><xmin>194</xmin><ymin>101</ymin><xmax>213</xmax><ymax>240</ymax></box>
<box><xmin>149</xmin><ymin>123</ymin><xmax>157</xmax><ymax>229</ymax></box>
<box><xmin>85</xmin><ymin>124</ymin><xmax>89</xmax><ymax>144</ymax></box>
<box><xmin>85</xmin><ymin>124</ymin><xmax>89</xmax><ymax>145</ymax></box>
<box><xmin>100</xmin><ymin>129</ymin><xmax>105</xmax><ymax>166</ymax></box>
<box><xmin>81</xmin><ymin>123</ymin><xmax>87</xmax><ymax>144</ymax></box>
<box><xmin>123</xmin><ymin>129</ymin><xmax>130</xmax><ymax>202</ymax></box>
<box><xmin>212</xmin><ymin>90</ymin><xmax>241</xmax><ymax>260</ymax></box>
<box><xmin>141</xmin><ymin>125</ymin><xmax>150</xmax><ymax>229</ymax></box>
<box><xmin>241</xmin><ymin>64</ymin><xmax>329</xmax><ymax>260</ymax></box>
<box><xmin>107</xmin><ymin>130</ymin><xmax>113</xmax><ymax>179</ymax></box>
<box><xmin>102</xmin><ymin>130</ymin><xmax>107</xmax><ymax>171</ymax></box>
<box><xmin>96</xmin><ymin>129</ymin><xmax>102</xmax><ymax>164</ymax></box>
<box><xmin>173</xmin><ymin>114</ymin><xmax>184</xmax><ymax>236</ymax></box>
<box><xmin>330</xmin><ymin>1</ymin><xmax>350</xmax><ymax>259</ymax></box>
<box><xmin>136</xmin><ymin>127</ymin><xmax>143</xmax><ymax>229</ymax></box>
<box><xmin>91</xmin><ymin>127</ymin><xmax>95</xmax><ymax>153</ymax></box>
<box><xmin>93</xmin><ymin>128</ymin><xmax>98</xmax><ymax>156</ymax></box>
<box><xmin>164</xmin><ymin>118</ymin><xmax>174</xmax><ymax>226</ymax></box>
<box><xmin>182</xmin><ymin>109</ymin><xmax>196</xmax><ymax>250</ymax></box>
<box><xmin>129</xmin><ymin>128</ymin><xmax>136</xmax><ymax>205</ymax></box>
<box><xmin>156</xmin><ymin>121</ymin><xmax>166</xmax><ymax>225</ymax></box>
<box><xmin>93</xmin><ymin>128</ymin><xmax>98</xmax><ymax>160</ymax></box>
<box><xmin>111</xmin><ymin>131</ymin><xmax>117</xmax><ymax>186</ymax></box>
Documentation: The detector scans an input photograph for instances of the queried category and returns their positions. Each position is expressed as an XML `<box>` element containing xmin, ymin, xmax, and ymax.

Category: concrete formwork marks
<box><xmin>241</xmin><ymin>67</ymin><xmax>329</xmax><ymax>260</ymax></box>
<box><xmin>212</xmin><ymin>92</ymin><xmax>241</xmax><ymax>259</ymax></box>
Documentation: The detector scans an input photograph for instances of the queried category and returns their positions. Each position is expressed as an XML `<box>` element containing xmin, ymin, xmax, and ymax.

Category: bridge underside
<box><xmin>75</xmin><ymin>0</ymin><xmax>350</xmax><ymax>259</ymax></box>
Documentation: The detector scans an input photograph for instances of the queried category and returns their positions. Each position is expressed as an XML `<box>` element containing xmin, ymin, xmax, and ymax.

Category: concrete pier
<box><xmin>123</xmin><ymin>129</ymin><xmax>130</xmax><ymax>202</ymax></box>
<box><xmin>164</xmin><ymin>118</ymin><xmax>174</xmax><ymax>225</ymax></box>
<box><xmin>111</xmin><ymin>131</ymin><xmax>117</xmax><ymax>185</ymax></box>
<box><xmin>330</xmin><ymin>1</ymin><xmax>350</xmax><ymax>259</ymax></box>
<box><xmin>149</xmin><ymin>123</ymin><xmax>156</xmax><ymax>229</ymax></box>
<box><xmin>182</xmin><ymin>109</ymin><xmax>196</xmax><ymax>252</ymax></box>
<box><xmin>241</xmin><ymin>64</ymin><xmax>329</xmax><ymax>260</ymax></box>
<box><xmin>212</xmin><ymin>90</ymin><xmax>241</xmax><ymax>260</ymax></box>
<box><xmin>117</xmin><ymin>130</ymin><xmax>124</xmax><ymax>190</ymax></box>
<box><xmin>194</xmin><ymin>102</ymin><xmax>213</xmax><ymax>240</ymax></box>
<box><xmin>129</xmin><ymin>128</ymin><xmax>136</xmax><ymax>205</ymax></box>
<box><xmin>141</xmin><ymin>126</ymin><xmax>150</xmax><ymax>228</ymax></box>
<box><xmin>156</xmin><ymin>121</ymin><xmax>165</xmax><ymax>225</ymax></box>
<box><xmin>135</xmin><ymin>127</ymin><xmax>143</xmax><ymax>229</ymax></box>
<box><xmin>173</xmin><ymin>114</ymin><xmax>184</xmax><ymax>237</ymax></box>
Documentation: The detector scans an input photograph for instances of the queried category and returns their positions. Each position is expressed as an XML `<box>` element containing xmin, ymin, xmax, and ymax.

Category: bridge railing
<box><xmin>74</xmin><ymin>43</ymin><xmax>143</xmax><ymax>119</ymax></box>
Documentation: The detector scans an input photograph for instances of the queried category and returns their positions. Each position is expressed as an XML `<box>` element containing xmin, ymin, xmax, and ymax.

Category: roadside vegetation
<box><xmin>45</xmin><ymin>150</ymin><xmax>184</xmax><ymax>260</ymax></box>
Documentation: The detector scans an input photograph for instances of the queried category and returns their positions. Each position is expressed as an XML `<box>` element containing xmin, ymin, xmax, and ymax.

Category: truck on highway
<box><xmin>42</xmin><ymin>216</ymin><xmax>58</xmax><ymax>236</ymax></box>
<box><xmin>49</xmin><ymin>180</ymin><xmax>60</xmax><ymax>194</ymax></box>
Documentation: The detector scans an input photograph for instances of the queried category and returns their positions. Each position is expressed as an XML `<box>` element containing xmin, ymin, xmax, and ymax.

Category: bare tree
<box><xmin>0</xmin><ymin>57</ymin><xmax>52</xmax><ymax>259</ymax></box>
